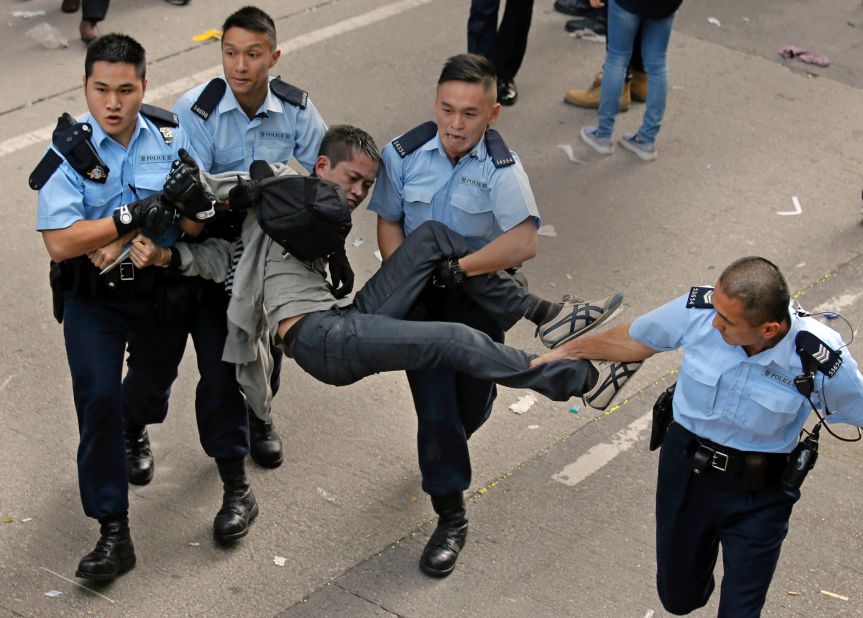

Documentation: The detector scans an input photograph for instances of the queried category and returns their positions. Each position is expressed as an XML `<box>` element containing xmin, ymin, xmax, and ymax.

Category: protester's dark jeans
<box><xmin>288</xmin><ymin>221</ymin><xmax>592</xmax><ymax>401</ymax></box>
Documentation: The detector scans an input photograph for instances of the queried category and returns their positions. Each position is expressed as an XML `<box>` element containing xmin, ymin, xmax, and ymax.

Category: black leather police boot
<box><xmin>75</xmin><ymin>513</ymin><xmax>136</xmax><ymax>581</ymax></box>
<box><xmin>124</xmin><ymin>420</ymin><xmax>154</xmax><ymax>486</ymax></box>
<box><xmin>248</xmin><ymin>412</ymin><xmax>284</xmax><ymax>469</ymax></box>
<box><xmin>213</xmin><ymin>457</ymin><xmax>259</xmax><ymax>542</ymax></box>
<box><xmin>419</xmin><ymin>493</ymin><xmax>468</xmax><ymax>578</ymax></box>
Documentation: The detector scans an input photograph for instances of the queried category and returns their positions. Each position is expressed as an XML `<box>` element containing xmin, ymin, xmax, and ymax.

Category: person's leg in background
<box><xmin>79</xmin><ymin>0</ymin><xmax>109</xmax><ymax>43</ymax></box>
<box><xmin>580</xmin><ymin>0</ymin><xmax>640</xmax><ymax>154</ymax></box>
<box><xmin>488</xmin><ymin>0</ymin><xmax>534</xmax><ymax>105</ymax></box>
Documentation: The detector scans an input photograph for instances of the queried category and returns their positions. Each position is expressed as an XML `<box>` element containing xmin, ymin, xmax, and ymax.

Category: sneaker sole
<box><xmin>620</xmin><ymin>137</ymin><xmax>657</xmax><ymax>161</ymax></box>
<box><xmin>551</xmin><ymin>293</ymin><xmax>624</xmax><ymax>349</ymax></box>
<box><xmin>583</xmin><ymin>362</ymin><xmax>643</xmax><ymax>411</ymax></box>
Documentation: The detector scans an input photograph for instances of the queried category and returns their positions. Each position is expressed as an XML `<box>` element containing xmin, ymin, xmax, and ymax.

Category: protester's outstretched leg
<box><xmin>288</xmin><ymin>309</ymin><xmax>595</xmax><ymax>400</ymax></box>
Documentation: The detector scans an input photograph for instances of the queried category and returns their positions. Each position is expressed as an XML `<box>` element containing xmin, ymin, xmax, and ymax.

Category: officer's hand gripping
<box><xmin>327</xmin><ymin>248</ymin><xmax>354</xmax><ymax>299</ymax></box>
<box><xmin>162</xmin><ymin>148</ymin><xmax>216</xmax><ymax>221</ymax></box>
<box><xmin>432</xmin><ymin>257</ymin><xmax>467</xmax><ymax>289</ymax></box>
<box><xmin>112</xmin><ymin>194</ymin><xmax>177</xmax><ymax>237</ymax></box>
<box><xmin>227</xmin><ymin>175</ymin><xmax>262</xmax><ymax>211</ymax></box>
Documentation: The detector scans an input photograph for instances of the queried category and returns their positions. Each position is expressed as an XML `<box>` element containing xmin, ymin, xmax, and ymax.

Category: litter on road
<box><xmin>509</xmin><ymin>394</ymin><xmax>537</xmax><ymax>414</ymax></box>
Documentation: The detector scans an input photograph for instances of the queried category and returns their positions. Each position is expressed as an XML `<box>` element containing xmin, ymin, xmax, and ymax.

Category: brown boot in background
<box><xmin>61</xmin><ymin>0</ymin><xmax>81</xmax><ymax>13</ymax></box>
<box><xmin>79</xmin><ymin>20</ymin><xmax>99</xmax><ymax>43</ymax></box>
<box><xmin>630</xmin><ymin>70</ymin><xmax>648</xmax><ymax>102</ymax></box>
<box><xmin>564</xmin><ymin>72</ymin><xmax>630</xmax><ymax>111</ymax></box>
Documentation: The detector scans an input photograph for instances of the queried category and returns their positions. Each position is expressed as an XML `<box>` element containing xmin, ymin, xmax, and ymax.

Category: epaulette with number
<box><xmin>269</xmin><ymin>77</ymin><xmax>308</xmax><ymax>109</ymax></box>
<box><xmin>140</xmin><ymin>104</ymin><xmax>178</xmax><ymax>144</ymax></box>
<box><xmin>796</xmin><ymin>331</ymin><xmax>842</xmax><ymax>378</ymax></box>
<box><xmin>191</xmin><ymin>78</ymin><xmax>227</xmax><ymax>121</ymax></box>
<box><xmin>391</xmin><ymin>121</ymin><xmax>437</xmax><ymax>158</ymax></box>
<box><xmin>484</xmin><ymin>129</ymin><xmax>515</xmax><ymax>168</ymax></box>
<box><xmin>28</xmin><ymin>113</ymin><xmax>110</xmax><ymax>190</ymax></box>
<box><xmin>685</xmin><ymin>286</ymin><xmax>714</xmax><ymax>309</ymax></box>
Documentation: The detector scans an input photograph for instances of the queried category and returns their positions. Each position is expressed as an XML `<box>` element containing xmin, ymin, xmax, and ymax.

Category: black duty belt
<box><xmin>674</xmin><ymin>424</ymin><xmax>788</xmax><ymax>492</ymax></box>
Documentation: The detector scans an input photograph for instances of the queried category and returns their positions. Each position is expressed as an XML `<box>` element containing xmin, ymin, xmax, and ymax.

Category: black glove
<box><xmin>432</xmin><ymin>257</ymin><xmax>467</xmax><ymax>289</ymax></box>
<box><xmin>112</xmin><ymin>194</ymin><xmax>177</xmax><ymax>236</ymax></box>
<box><xmin>227</xmin><ymin>175</ymin><xmax>262</xmax><ymax>211</ymax></box>
<box><xmin>327</xmin><ymin>248</ymin><xmax>354</xmax><ymax>299</ymax></box>
<box><xmin>162</xmin><ymin>148</ymin><xmax>215</xmax><ymax>221</ymax></box>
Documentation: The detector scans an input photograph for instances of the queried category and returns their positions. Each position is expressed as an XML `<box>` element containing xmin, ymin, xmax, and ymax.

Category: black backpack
<box><xmin>250</xmin><ymin>162</ymin><xmax>352</xmax><ymax>262</ymax></box>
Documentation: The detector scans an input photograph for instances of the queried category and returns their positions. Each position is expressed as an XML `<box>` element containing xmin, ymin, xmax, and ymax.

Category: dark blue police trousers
<box><xmin>123</xmin><ymin>280</ymin><xmax>249</xmax><ymax>460</ymax></box>
<box><xmin>288</xmin><ymin>221</ymin><xmax>593</xmax><ymax>436</ymax></box>
<box><xmin>63</xmin><ymin>288</ymin><xmax>186</xmax><ymax>519</ymax></box>
<box><xmin>656</xmin><ymin>423</ymin><xmax>800</xmax><ymax>618</ymax></box>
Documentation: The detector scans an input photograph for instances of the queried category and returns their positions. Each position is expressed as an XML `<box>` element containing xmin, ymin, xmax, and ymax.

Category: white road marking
<box><xmin>777</xmin><ymin>195</ymin><xmax>802</xmax><ymax>216</ymax></box>
<box><xmin>0</xmin><ymin>0</ymin><xmax>434</xmax><ymax>160</ymax></box>
<box><xmin>0</xmin><ymin>374</ymin><xmax>15</xmax><ymax>393</ymax></box>
<box><xmin>38</xmin><ymin>567</ymin><xmax>116</xmax><ymax>604</ymax></box>
<box><xmin>552</xmin><ymin>411</ymin><xmax>651</xmax><ymax>486</ymax></box>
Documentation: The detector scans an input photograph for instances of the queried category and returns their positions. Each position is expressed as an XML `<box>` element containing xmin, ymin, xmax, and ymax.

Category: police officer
<box><xmin>31</xmin><ymin>34</ymin><xmax>206</xmax><ymax>580</ymax></box>
<box><xmin>123</xmin><ymin>6</ymin><xmax>328</xmax><ymax>472</ymax></box>
<box><xmin>369</xmin><ymin>53</ymin><xmax>622</xmax><ymax>578</ymax></box>
<box><xmin>535</xmin><ymin>256</ymin><xmax>863</xmax><ymax>617</ymax></box>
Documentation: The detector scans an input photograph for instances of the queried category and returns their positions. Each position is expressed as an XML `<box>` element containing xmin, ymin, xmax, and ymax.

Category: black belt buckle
<box><xmin>119</xmin><ymin>262</ymin><xmax>135</xmax><ymax>281</ymax></box>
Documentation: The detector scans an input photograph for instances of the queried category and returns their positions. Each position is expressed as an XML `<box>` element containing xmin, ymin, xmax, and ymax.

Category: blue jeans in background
<box><xmin>597</xmin><ymin>0</ymin><xmax>676</xmax><ymax>143</ymax></box>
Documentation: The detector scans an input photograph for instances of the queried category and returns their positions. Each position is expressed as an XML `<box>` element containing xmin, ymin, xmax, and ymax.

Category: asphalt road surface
<box><xmin>1</xmin><ymin>0</ymin><xmax>862</xmax><ymax>616</ymax></box>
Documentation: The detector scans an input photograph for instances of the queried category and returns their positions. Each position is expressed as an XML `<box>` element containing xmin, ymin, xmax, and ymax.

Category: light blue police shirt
<box><xmin>369</xmin><ymin>132</ymin><xmax>540</xmax><ymax>250</ymax></box>
<box><xmin>174</xmin><ymin>76</ymin><xmax>327</xmax><ymax>175</ymax></box>
<box><xmin>36</xmin><ymin>113</ymin><xmax>191</xmax><ymax>247</ymax></box>
<box><xmin>630</xmin><ymin>290</ymin><xmax>863</xmax><ymax>453</ymax></box>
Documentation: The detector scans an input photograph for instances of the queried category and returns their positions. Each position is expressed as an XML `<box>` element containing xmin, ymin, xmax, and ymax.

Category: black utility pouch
<box><xmin>650</xmin><ymin>382</ymin><xmax>676</xmax><ymax>451</ymax></box>
<box><xmin>742</xmin><ymin>453</ymin><xmax>768</xmax><ymax>492</ymax></box>
<box><xmin>49</xmin><ymin>261</ymin><xmax>65</xmax><ymax>323</ymax></box>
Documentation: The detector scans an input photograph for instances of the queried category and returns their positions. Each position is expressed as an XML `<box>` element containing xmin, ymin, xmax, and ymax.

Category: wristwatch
<box><xmin>444</xmin><ymin>257</ymin><xmax>467</xmax><ymax>286</ymax></box>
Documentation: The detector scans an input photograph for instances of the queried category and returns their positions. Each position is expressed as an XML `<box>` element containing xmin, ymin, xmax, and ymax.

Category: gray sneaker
<box><xmin>538</xmin><ymin>293</ymin><xmax>624</xmax><ymax>349</ymax></box>
<box><xmin>620</xmin><ymin>132</ymin><xmax>657</xmax><ymax>161</ymax></box>
<box><xmin>580</xmin><ymin>125</ymin><xmax>614</xmax><ymax>155</ymax></box>
<box><xmin>582</xmin><ymin>360</ymin><xmax>643</xmax><ymax>411</ymax></box>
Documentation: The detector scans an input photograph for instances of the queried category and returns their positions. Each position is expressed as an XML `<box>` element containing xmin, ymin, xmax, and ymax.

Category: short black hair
<box><xmin>437</xmin><ymin>53</ymin><xmax>497</xmax><ymax>95</ymax></box>
<box><xmin>222</xmin><ymin>6</ymin><xmax>277</xmax><ymax>50</ymax></box>
<box><xmin>84</xmin><ymin>33</ymin><xmax>146</xmax><ymax>80</ymax></box>
<box><xmin>718</xmin><ymin>256</ymin><xmax>790</xmax><ymax>325</ymax></box>
<box><xmin>319</xmin><ymin>125</ymin><xmax>382</xmax><ymax>168</ymax></box>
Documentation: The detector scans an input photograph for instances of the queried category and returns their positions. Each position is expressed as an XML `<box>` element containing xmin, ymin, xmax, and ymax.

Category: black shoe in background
<box><xmin>497</xmin><ymin>80</ymin><xmax>518</xmax><ymax>106</ymax></box>
<box><xmin>248</xmin><ymin>413</ymin><xmax>284</xmax><ymax>469</ymax></box>
<box><xmin>554</xmin><ymin>0</ymin><xmax>592</xmax><ymax>17</ymax></box>
<box><xmin>565</xmin><ymin>14</ymin><xmax>607</xmax><ymax>36</ymax></box>
<box><xmin>124</xmin><ymin>421</ymin><xmax>154</xmax><ymax>486</ymax></box>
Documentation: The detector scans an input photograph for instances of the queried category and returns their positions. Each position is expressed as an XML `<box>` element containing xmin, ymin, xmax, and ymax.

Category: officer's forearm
<box><xmin>42</xmin><ymin>218</ymin><xmax>123</xmax><ymax>262</ymax></box>
<box><xmin>376</xmin><ymin>217</ymin><xmax>405</xmax><ymax>261</ymax></box>
<box><xmin>560</xmin><ymin>324</ymin><xmax>658</xmax><ymax>362</ymax></box>
<box><xmin>459</xmin><ymin>218</ymin><xmax>536</xmax><ymax>276</ymax></box>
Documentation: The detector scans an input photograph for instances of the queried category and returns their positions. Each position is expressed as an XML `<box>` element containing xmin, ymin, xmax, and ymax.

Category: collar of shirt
<box><xmin>218</xmin><ymin>77</ymin><xmax>284</xmax><ymax>119</ymax></box>
<box><xmin>420</xmin><ymin>132</ymin><xmax>488</xmax><ymax>163</ymax></box>
<box><xmin>741</xmin><ymin>307</ymin><xmax>802</xmax><ymax>372</ymax></box>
